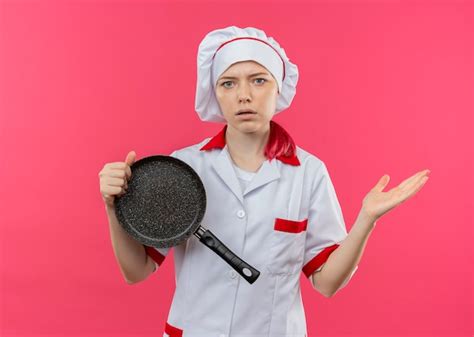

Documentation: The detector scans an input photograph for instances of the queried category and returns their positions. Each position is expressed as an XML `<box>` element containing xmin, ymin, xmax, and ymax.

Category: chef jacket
<box><xmin>144</xmin><ymin>127</ymin><xmax>358</xmax><ymax>337</ymax></box>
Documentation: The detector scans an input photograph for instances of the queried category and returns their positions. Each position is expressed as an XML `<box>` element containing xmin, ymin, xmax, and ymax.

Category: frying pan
<box><xmin>114</xmin><ymin>155</ymin><xmax>260</xmax><ymax>284</ymax></box>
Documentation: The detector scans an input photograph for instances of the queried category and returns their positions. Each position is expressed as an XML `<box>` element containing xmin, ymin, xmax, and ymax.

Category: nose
<box><xmin>238</xmin><ymin>83</ymin><xmax>251</xmax><ymax>103</ymax></box>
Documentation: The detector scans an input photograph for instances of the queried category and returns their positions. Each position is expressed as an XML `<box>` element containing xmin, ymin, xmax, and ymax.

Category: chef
<box><xmin>144</xmin><ymin>25</ymin><xmax>430</xmax><ymax>337</ymax></box>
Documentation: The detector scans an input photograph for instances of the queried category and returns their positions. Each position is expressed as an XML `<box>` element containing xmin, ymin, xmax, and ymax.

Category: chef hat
<box><xmin>195</xmin><ymin>26</ymin><xmax>299</xmax><ymax>123</ymax></box>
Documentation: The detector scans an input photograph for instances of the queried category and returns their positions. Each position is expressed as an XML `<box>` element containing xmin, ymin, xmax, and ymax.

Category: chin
<box><xmin>235</xmin><ymin>122</ymin><xmax>264</xmax><ymax>134</ymax></box>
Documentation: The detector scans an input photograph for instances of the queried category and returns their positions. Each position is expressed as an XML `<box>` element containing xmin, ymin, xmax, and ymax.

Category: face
<box><xmin>214</xmin><ymin>60</ymin><xmax>279</xmax><ymax>134</ymax></box>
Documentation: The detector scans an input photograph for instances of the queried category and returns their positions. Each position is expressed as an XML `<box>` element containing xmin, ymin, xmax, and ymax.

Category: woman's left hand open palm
<box><xmin>362</xmin><ymin>169</ymin><xmax>431</xmax><ymax>222</ymax></box>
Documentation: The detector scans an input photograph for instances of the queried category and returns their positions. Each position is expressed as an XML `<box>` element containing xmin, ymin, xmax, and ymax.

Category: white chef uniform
<box><xmin>144</xmin><ymin>125</ymin><xmax>359</xmax><ymax>337</ymax></box>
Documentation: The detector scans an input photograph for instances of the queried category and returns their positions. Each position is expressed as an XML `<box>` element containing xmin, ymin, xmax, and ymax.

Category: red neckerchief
<box><xmin>200</xmin><ymin>124</ymin><xmax>300</xmax><ymax>166</ymax></box>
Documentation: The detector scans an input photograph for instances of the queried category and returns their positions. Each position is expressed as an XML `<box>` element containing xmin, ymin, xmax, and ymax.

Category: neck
<box><xmin>225</xmin><ymin>123</ymin><xmax>270</xmax><ymax>165</ymax></box>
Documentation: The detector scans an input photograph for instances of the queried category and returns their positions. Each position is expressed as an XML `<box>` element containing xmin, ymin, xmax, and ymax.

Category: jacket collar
<box><xmin>199</xmin><ymin>124</ymin><xmax>300</xmax><ymax>166</ymax></box>
<box><xmin>199</xmin><ymin>125</ymin><xmax>299</xmax><ymax>204</ymax></box>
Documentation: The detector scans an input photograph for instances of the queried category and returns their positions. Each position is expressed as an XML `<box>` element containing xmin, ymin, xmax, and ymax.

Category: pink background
<box><xmin>1</xmin><ymin>1</ymin><xmax>472</xmax><ymax>336</ymax></box>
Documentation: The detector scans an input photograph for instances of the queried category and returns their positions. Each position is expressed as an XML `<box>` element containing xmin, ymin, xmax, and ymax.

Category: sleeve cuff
<box><xmin>144</xmin><ymin>245</ymin><xmax>166</xmax><ymax>266</ymax></box>
<box><xmin>302</xmin><ymin>243</ymin><xmax>339</xmax><ymax>277</ymax></box>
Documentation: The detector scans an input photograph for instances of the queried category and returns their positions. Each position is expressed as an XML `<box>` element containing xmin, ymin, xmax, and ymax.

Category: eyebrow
<box><xmin>218</xmin><ymin>72</ymin><xmax>270</xmax><ymax>81</ymax></box>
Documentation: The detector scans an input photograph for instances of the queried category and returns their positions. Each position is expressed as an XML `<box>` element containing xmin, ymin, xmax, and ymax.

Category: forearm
<box><xmin>106</xmin><ymin>204</ymin><xmax>148</xmax><ymax>283</ymax></box>
<box><xmin>312</xmin><ymin>209</ymin><xmax>376</xmax><ymax>297</ymax></box>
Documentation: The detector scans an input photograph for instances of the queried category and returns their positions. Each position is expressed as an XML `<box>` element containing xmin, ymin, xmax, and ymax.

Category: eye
<box><xmin>255</xmin><ymin>78</ymin><xmax>267</xmax><ymax>85</ymax></box>
<box><xmin>221</xmin><ymin>81</ymin><xmax>234</xmax><ymax>88</ymax></box>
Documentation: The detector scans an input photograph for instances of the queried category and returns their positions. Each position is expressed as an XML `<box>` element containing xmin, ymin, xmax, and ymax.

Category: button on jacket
<box><xmin>144</xmin><ymin>127</ymin><xmax>358</xmax><ymax>337</ymax></box>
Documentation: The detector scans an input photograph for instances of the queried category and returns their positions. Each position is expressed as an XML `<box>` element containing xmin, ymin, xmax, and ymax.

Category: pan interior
<box><xmin>115</xmin><ymin>156</ymin><xmax>206</xmax><ymax>248</ymax></box>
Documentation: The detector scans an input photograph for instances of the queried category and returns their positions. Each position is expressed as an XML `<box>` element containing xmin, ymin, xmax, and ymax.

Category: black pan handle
<box><xmin>194</xmin><ymin>226</ymin><xmax>260</xmax><ymax>284</ymax></box>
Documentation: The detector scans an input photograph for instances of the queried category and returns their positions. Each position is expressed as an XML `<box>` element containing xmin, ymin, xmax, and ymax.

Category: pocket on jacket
<box><xmin>267</xmin><ymin>217</ymin><xmax>307</xmax><ymax>275</ymax></box>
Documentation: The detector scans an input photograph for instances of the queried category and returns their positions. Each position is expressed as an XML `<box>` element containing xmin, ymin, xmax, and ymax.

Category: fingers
<box><xmin>398</xmin><ymin>169</ymin><xmax>430</xmax><ymax>190</ymax></box>
<box><xmin>99</xmin><ymin>164</ymin><xmax>130</xmax><ymax>181</ymax></box>
<box><xmin>102</xmin><ymin>185</ymin><xmax>123</xmax><ymax>196</ymax></box>
<box><xmin>99</xmin><ymin>154</ymin><xmax>137</xmax><ymax>205</ymax></box>
<box><xmin>125</xmin><ymin>150</ymin><xmax>136</xmax><ymax>166</ymax></box>
<box><xmin>125</xmin><ymin>151</ymin><xmax>136</xmax><ymax>179</ymax></box>
<box><xmin>107</xmin><ymin>177</ymin><xmax>127</xmax><ymax>188</ymax></box>
<box><xmin>395</xmin><ymin>170</ymin><xmax>430</xmax><ymax>203</ymax></box>
<box><xmin>104</xmin><ymin>162</ymin><xmax>130</xmax><ymax>169</ymax></box>
<box><xmin>125</xmin><ymin>164</ymin><xmax>132</xmax><ymax>180</ymax></box>
<box><xmin>99</xmin><ymin>168</ymin><xmax>128</xmax><ymax>196</ymax></box>
<box><xmin>398</xmin><ymin>174</ymin><xmax>429</xmax><ymax>204</ymax></box>
<box><xmin>107</xmin><ymin>169</ymin><xmax>127</xmax><ymax>179</ymax></box>
<box><xmin>372</xmin><ymin>174</ymin><xmax>390</xmax><ymax>192</ymax></box>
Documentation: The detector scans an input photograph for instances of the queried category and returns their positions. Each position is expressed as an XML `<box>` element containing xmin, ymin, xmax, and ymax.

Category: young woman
<box><xmin>99</xmin><ymin>26</ymin><xmax>430</xmax><ymax>337</ymax></box>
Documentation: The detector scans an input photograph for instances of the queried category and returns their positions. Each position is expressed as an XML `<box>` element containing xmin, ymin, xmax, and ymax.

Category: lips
<box><xmin>236</xmin><ymin>109</ymin><xmax>257</xmax><ymax>115</ymax></box>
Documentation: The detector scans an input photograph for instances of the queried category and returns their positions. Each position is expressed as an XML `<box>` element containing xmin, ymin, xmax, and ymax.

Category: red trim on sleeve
<box><xmin>302</xmin><ymin>243</ymin><xmax>340</xmax><ymax>278</ymax></box>
<box><xmin>144</xmin><ymin>245</ymin><xmax>166</xmax><ymax>266</ymax></box>
<box><xmin>164</xmin><ymin>322</ymin><xmax>183</xmax><ymax>337</ymax></box>
<box><xmin>274</xmin><ymin>218</ymin><xmax>308</xmax><ymax>233</ymax></box>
